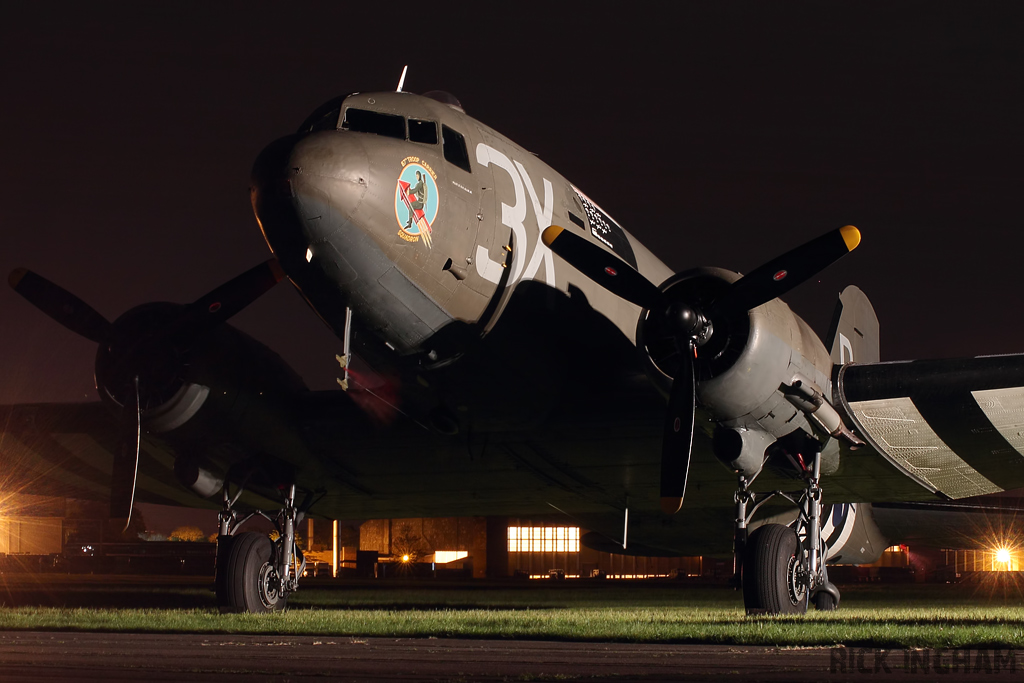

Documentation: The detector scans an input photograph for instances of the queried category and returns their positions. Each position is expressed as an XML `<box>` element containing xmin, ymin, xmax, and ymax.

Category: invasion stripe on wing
<box><xmin>913</xmin><ymin>388</ymin><xmax>1024</xmax><ymax>491</ymax></box>
<box><xmin>849</xmin><ymin>397</ymin><xmax>1002</xmax><ymax>499</ymax></box>
<box><xmin>972</xmin><ymin>387</ymin><xmax>1024</xmax><ymax>457</ymax></box>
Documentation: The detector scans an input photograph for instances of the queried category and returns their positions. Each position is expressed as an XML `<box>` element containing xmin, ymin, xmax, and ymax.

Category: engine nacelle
<box><xmin>712</xmin><ymin>427</ymin><xmax>776</xmax><ymax>478</ymax></box>
<box><xmin>95</xmin><ymin>303</ymin><xmax>306</xmax><ymax>423</ymax></box>
<box><xmin>173</xmin><ymin>456</ymin><xmax>225</xmax><ymax>498</ymax></box>
<box><xmin>637</xmin><ymin>267</ymin><xmax>835</xmax><ymax>476</ymax></box>
<box><xmin>93</xmin><ymin>302</ymin><xmax>310</xmax><ymax>498</ymax></box>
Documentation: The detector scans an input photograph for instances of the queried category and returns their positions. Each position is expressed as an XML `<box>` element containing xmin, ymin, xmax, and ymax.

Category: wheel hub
<box><xmin>787</xmin><ymin>555</ymin><xmax>807</xmax><ymax>606</ymax></box>
<box><xmin>258</xmin><ymin>561</ymin><xmax>283</xmax><ymax>609</ymax></box>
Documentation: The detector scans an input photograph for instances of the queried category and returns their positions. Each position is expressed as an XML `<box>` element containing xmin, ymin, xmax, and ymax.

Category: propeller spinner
<box><xmin>542</xmin><ymin>224</ymin><xmax>861</xmax><ymax>514</ymax></box>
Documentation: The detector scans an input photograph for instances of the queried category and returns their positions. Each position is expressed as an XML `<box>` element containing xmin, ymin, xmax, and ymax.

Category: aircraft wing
<box><xmin>0</xmin><ymin>403</ymin><xmax>205</xmax><ymax>506</ymax></box>
<box><xmin>0</xmin><ymin>403</ymin><xmax>283</xmax><ymax>511</ymax></box>
<box><xmin>837</xmin><ymin>354</ymin><xmax>1024</xmax><ymax>500</ymax></box>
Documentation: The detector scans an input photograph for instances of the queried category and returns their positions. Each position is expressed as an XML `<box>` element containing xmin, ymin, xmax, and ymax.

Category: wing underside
<box><xmin>0</xmin><ymin>403</ymin><xmax>212</xmax><ymax>509</ymax></box>
<box><xmin>837</xmin><ymin>355</ymin><xmax>1024</xmax><ymax>499</ymax></box>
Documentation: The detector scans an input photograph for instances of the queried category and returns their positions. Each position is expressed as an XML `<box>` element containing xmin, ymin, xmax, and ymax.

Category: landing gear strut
<box><xmin>734</xmin><ymin>449</ymin><xmax>840</xmax><ymax>615</ymax></box>
<box><xmin>215</xmin><ymin>483</ymin><xmax>307</xmax><ymax>613</ymax></box>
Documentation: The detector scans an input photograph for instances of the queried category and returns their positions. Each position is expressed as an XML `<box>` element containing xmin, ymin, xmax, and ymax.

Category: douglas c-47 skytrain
<box><xmin>8</xmin><ymin>84</ymin><xmax>1024</xmax><ymax>615</ymax></box>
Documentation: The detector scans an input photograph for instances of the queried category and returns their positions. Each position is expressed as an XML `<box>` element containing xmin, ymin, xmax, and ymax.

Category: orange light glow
<box><xmin>434</xmin><ymin>550</ymin><xmax>468</xmax><ymax>564</ymax></box>
<box><xmin>507</xmin><ymin>526</ymin><xmax>580</xmax><ymax>553</ymax></box>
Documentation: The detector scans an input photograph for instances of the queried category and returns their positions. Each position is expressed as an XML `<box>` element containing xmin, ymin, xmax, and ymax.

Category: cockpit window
<box><xmin>297</xmin><ymin>94</ymin><xmax>350</xmax><ymax>133</ymax></box>
<box><xmin>308</xmin><ymin>107</ymin><xmax>342</xmax><ymax>132</ymax></box>
<box><xmin>409</xmin><ymin>119</ymin><xmax>438</xmax><ymax>145</ymax></box>
<box><xmin>442</xmin><ymin>125</ymin><xmax>471</xmax><ymax>173</ymax></box>
<box><xmin>342</xmin><ymin>108</ymin><xmax>405</xmax><ymax>139</ymax></box>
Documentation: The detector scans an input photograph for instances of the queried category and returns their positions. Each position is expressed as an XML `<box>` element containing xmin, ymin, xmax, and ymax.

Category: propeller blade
<box><xmin>660</xmin><ymin>342</ymin><xmax>696</xmax><ymax>514</ymax></box>
<box><xmin>9</xmin><ymin>268</ymin><xmax>112</xmax><ymax>343</ymax></box>
<box><xmin>110</xmin><ymin>376</ymin><xmax>141</xmax><ymax>530</ymax></box>
<box><xmin>542</xmin><ymin>226</ymin><xmax>666</xmax><ymax>311</ymax></box>
<box><xmin>185</xmin><ymin>258</ymin><xmax>286</xmax><ymax>332</ymax></box>
<box><xmin>714</xmin><ymin>225</ymin><xmax>861</xmax><ymax>314</ymax></box>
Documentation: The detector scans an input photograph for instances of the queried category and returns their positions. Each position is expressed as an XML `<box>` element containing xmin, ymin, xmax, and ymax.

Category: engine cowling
<box><xmin>94</xmin><ymin>302</ymin><xmax>309</xmax><ymax>497</ymax></box>
<box><xmin>637</xmin><ymin>267</ymin><xmax>834</xmax><ymax>477</ymax></box>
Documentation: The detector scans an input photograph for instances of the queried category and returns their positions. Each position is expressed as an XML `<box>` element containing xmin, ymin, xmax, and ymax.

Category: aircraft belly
<box><xmin>301</xmin><ymin>197</ymin><xmax>454</xmax><ymax>353</ymax></box>
<box><xmin>377</xmin><ymin>266</ymin><xmax>451</xmax><ymax>333</ymax></box>
<box><xmin>301</xmin><ymin>406</ymin><xmax>745</xmax><ymax>524</ymax></box>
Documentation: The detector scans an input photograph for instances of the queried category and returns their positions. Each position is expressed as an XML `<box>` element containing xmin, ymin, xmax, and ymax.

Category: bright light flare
<box><xmin>401</xmin><ymin>554</ymin><xmax>410</xmax><ymax>563</ymax></box>
<box><xmin>996</xmin><ymin>548</ymin><xmax>1011</xmax><ymax>564</ymax></box>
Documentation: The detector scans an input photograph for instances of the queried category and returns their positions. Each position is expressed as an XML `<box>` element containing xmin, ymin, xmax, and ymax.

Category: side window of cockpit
<box><xmin>342</xmin><ymin>108</ymin><xmax>405</xmax><ymax>139</ymax></box>
<box><xmin>409</xmin><ymin>119</ymin><xmax>438</xmax><ymax>144</ymax></box>
<box><xmin>442</xmin><ymin>125</ymin><xmax>472</xmax><ymax>173</ymax></box>
<box><xmin>308</xmin><ymin>106</ymin><xmax>342</xmax><ymax>132</ymax></box>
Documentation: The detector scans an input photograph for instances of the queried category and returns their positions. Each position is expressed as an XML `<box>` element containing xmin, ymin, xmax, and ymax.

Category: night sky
<box><xmin>2</xmin><ymin>6</ymin><xmax>1023</xmax><ymax>425</ymax></box>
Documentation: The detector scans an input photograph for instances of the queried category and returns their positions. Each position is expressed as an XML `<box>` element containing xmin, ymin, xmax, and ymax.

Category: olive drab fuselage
<box><xmin>252</xmin><ymin>91</ymin><xmax>837</xmax><ymax>461</ymax></box>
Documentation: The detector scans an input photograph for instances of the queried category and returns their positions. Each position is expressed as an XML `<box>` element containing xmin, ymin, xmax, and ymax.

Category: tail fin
<box><xmin>826</xmin><ymin>285</ymin><xmax>879</xmax><ymax>364</ymax></box>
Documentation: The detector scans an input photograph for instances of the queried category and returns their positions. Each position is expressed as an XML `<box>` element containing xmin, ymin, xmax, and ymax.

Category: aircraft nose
<box><xmin>251</xmin><ymin>132</ymin><xmax>370</xmax><ymax>265</ymax></box>
<box><xmin>251</xmin><ymin>129</ymin><xmax>455</xmax><ymax>355</ymax></box>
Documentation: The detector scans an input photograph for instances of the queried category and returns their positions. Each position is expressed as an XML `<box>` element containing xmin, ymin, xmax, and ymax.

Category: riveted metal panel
<box><xmin>972</xmin><ymin>387</ymin><xmax>1024</xmax><ymax>458</ymax></box>
<box><xmin>849</xmin><ymin>396</ymin><xmax>1002</xmax><ymax>499</ymax></box>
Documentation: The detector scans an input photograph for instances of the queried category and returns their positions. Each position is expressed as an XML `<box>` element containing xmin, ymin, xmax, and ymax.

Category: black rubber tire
<box><xmin>813</xmin><ymin>582</ymin><xmax>840</xmax><ymax>611</ymax></box>
<box><xmin>814</xmin><ymin>591</ymin><xmax>838</xmax><ymax>611</ymax></box>
<box><xmin>742</xmin><ymin>524</ymin><xmax>808</xmax><ymax>615</ymax></box>
<box><xmin>219</xmin><ymin>531</ymin><xmax>288</xmax><ymax>613</ymax></box>
<box><xmin>214</xmin><ymin>533</ymin><xmax>235</xmax><ymax>607</ymax></box>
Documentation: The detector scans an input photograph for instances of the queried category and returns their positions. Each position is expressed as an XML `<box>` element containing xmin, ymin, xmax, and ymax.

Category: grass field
<box><xmin>1</xmin><ymin>577</ymin><xmax>1024</xmax><ymax>648</ymax></box>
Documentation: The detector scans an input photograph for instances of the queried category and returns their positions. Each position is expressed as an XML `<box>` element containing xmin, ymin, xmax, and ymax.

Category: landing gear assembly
<box><xmin>734</xmin><ymin>449</ymin><xmax>840</xmax><ymax>615</ymax></box>
<box><xmin>215</xmin><ymin>483</ymin><xmax>307</xmax><ymax>613</ymax></box>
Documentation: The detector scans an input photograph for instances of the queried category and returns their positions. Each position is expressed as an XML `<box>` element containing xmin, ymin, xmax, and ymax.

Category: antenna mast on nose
<box><xmin>396</xmin><ymin>65</ymin><xmax>408</xmax><ymax>93</ymax></box>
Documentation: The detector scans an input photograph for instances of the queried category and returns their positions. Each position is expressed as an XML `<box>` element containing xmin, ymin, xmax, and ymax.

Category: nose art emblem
<box><xmin>395</xmin><ymin>157</ymin><xmax>439</xmax><ymax>248</ymax></box>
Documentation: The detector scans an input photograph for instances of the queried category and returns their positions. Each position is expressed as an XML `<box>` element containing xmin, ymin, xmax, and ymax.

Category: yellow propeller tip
<box><xmin>840</xmin><ymin>225</ymin><xmax>861</xmax><ymax>251</ymax></box>
<box><xmin>541</xmin><ymin>225</ymin><xmax>564</xmax><ymax>248</ymax></box>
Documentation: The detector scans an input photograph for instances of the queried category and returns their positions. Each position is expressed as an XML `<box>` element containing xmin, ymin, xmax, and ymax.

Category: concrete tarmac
<box><xmin>0</xmin><ymin>632</ymin><xmax>821</xmax><ymax>681</ymax></box>
<box><xmin>0</xmin><ymin>632</ymin><xmax>1016</xmax><ymax>682</ymax></box>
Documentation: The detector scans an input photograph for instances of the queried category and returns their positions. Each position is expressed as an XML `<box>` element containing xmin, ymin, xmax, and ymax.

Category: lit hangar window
<box><xmin>507</xmin><ymin>526</ymin><xmax>580</xmax><ymax>553</ymax></box>
<box><xmin>434</xmin><ymin>550</ymin><xmax>468</xmax><ymax>564</ymax></box>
